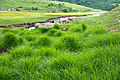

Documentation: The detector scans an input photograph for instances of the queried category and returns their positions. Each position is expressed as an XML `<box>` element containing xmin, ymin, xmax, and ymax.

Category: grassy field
<box><xmin>0</xmin><ymin>23</ymin><xmax>120</xmax><ymax>80</ymax></box>
<box><xmin>0</xmin><ymin>0</ymin><xmax>101</xmax><ymax>13</ymax></box>
<box><xmin>0</xmin><ymin>11</ymin><xmax>92</xmax><ymax>26</ymax></box>
<box><xmin>0</xmin><ymin>11</ymin><xmax>58</xmax><ymax>26</ymax></box>
<box><xmin>72</xmin><ymin>7</ymin><xmax>120</xmax><ymax>29</ymax></box>
<box><xmin>0</xmin><ymin>1</ymin><xmax>120</xmax><ymax>80</ymax></box>
<box><xmin>0</xmin><ymin>0</ymin><xmax>102</xmax><ymax>26</ymax></box>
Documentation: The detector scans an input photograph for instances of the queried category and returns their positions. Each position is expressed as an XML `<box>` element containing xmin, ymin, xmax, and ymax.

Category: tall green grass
<box><xmin>0</xmin><ymin>24</ymin><xmax>120</xmax><ymax>80</ymax></box>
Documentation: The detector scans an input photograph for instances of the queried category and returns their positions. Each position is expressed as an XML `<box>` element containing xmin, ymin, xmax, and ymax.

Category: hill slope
<box><xmin>73</xmin><ymin>6</ymin><xmax>120</xmax><ymax>29</ymax></box>
<box><xmin>0</xmin><ymin>0</ymin><xmax>101</xmax><ymax>13</ymax></box>
<box><xmin>52</xmin><ymin>0</ymin><xmax>120</xmax><ymax>11</ymax></box>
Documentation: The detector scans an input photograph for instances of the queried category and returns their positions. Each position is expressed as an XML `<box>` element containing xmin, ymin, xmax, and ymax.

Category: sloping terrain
<box><xmin>73</xmin><ymin>6</ymin><xmax>120</xmax><ymax>29</ymax></box>
<box><xmin>0</xmin><ymin>0</ymin><xmax>101</xmax><ymax>13</ymax></box>
<box><xmin>0</xmin><ymin>20</ymin><xmax>120</xmax><ymax>80</ymax></box>
<box><xmin>52</xmin><ymin>0</ymin><xmax>120</xmax><ymax>11</ymax></box>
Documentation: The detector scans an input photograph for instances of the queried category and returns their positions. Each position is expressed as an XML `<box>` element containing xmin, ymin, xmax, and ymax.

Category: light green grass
<box><xmin>0</xmin><ymin>0</ymin><xmax>101</xmax><ymax>13</ymax></box>
<box><xmin>0</xmin><ymin>11</ymin><xmax>57</xmax><ymax>26</ymax></box>
<box><xmin>72</xmin><ymin>7</ymin><xmax>120</xmax><ymax>29</ymax></box>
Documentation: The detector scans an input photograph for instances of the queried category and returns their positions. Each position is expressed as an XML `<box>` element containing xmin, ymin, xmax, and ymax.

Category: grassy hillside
<box><xmin>0</xmin><ymin>23</ymin><xmax>120</xmax><ymax>80</ymax></box>
<box><xmin>73</xmin><ymin>6</ymin><xmax>120</xmax><ymax>29</ymax></box>
<box><xmin>52</xmin><ymin>0</ymin><xmax>120</xmax><ymax>11</ymax></box>
<box><xmin>0</xmin><ymin>0</ymin><xmax>102</xmax><ymax>26</ymax></box>
<box><xmin>0</xmin><ymin>0</ymin><xmax>101</xmax><ymax>13</ymax></box>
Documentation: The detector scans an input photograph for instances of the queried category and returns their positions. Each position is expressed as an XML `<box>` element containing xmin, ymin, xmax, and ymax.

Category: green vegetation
<box><xmin>73</xmin><ymin>7</ymin><xmax>120</xmax><ymax>29</ymax></box>
<box><xmin>0</xmin><ymin>22</ymin><xmax>120</xmax><ymax>79</ymax></box>
<box><xmin>0</xmin><ymin>0</ymin><xmax>102</xmax><ymax>26</ymax></box>
<box><xmin>52</xmin><ymin>0</ymin><xmax>120</xmax><ymax>11</ymax></box>
<box><xmin>0</xmin><ymin>0</ymin><xmax>101</xmax><ymax>13</ymax></box>
<box><xmin>0</xmin><ymin>1</ymin><xmax>120</xmax><ymax>80</ymax></box>
<box><xmin>53</xmin><ymin>23</ymin><xmax>60</xmax><ymax>29</ymax></box>
<box><xmin>0</xmin><ymin>11</ymin><xmax>57</xmax><ymax>26</ymax></box>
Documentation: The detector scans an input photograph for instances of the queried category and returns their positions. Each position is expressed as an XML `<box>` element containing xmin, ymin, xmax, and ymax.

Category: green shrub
<box><xmin>53</xmin><ymin>23</ymin><xmax>60</xmax><ymax>29</ymax></box>
<box><xmin>0</xmin><ymin>37</ymin><xmax>4</xmax><ymax>52</ymax></box>
<box><xmin>18</xmin><ymin>27</ymin><xmax>26</xmax><ymax>31</ymax></box>
<box><xmin>47</xmin><ymin>29</ymin><xmax>62</xmax><ymax>37</ymax></box>
<box><xmin>47</xmin><ymin>29</ymin><xmax>57</xmax><ymax>36</ymax></box>
<box><xmin>30</xmin><ymin>36</ymin><xmax>51</xmax><ymax>47</ymax></box>
<box><xmin>25</xmin><ymin>35</ymin><xmax>36</xmax><ymax>41</ymax></box>
<box><xmin>82</xmin><ymin>24</ymin><xmax>87</xmax><ymax>31</ymax></box>
<box><xmin>18</xmin><ymin>37</ymin><xmax>24</xmax><ymax>45</ymax></box>
<box><xmin>18</xmin><ymin>31</ymin><xmax>26</xmax><ymax>36</ymax></box>
<box><xmin>85</xmin><ymin>25</ymin><xmax>107</xmax><ymax>35</ymax></box>
<box><xmin>55</xmin><ymin>36</ymin><xmax>79</xmax><ymax>51</ymax></box>
<box><xmin>55</xmin><ymin>31</ymin><xmax>63</xmax><ymax>37</ymax></box>
<box><xmin>1</xmin><ymin>28</ymin><xmax>10</xmax><ymax>34</ymax></box>
<box><xmin>70</xmin><ymin>25</ymin><xmax>83</xmax><ymax>32</ymax></box>
<box><xmin>37</xmin><ymin>27</ymin><xmax>50</xmax><ymax>33</ymax></box>
<box><xmin>2</xmin><ymin>33</ymin><xmax>18</xmax><ymax>48</ymax></box>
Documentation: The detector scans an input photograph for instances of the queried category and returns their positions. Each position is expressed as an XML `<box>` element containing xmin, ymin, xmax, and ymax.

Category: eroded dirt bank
<box><xmin>0</xmin><ymin>15</ymin><xmax>87</xmax><ymax>29</ymax></box>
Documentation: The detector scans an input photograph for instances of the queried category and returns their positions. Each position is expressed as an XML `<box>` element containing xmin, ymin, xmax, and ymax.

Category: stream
<box><xmin>0</xmin><ymin>12</ymin><xmax>107</xmax><ymax>30</ymax></box>
<box><xmin>29</xmin><ymin>12</ymin><xmax>107</xmax><ymax>30</ymax></box>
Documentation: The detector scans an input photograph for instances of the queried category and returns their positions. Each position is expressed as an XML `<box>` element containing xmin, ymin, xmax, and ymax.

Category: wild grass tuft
<box><xmin>53</xmin><ymin>23</ymin><xmax>60</xmax><ymax>29</ymax></box>
<box><xmin>30</xmin><ymin>36</ymin><xmax>51</xmax><ymax>47</ymax></box>
<box><xmin>70</xmin><ymin>24</ymin><xmax>83</xmax><ymax>32</ymax></box>
<box><xmin>85</xmin><ymin>25</ymin><xmax>108</xmax><ymax>35</ymax></box>
<box><xmin>36</xmin><ymin>27</ymin><xmax>50</xmax><ymax>33</ymax></box>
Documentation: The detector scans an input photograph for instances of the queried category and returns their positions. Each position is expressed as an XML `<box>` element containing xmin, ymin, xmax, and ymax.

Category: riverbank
<box><xmin>0</xmin><ymin>12</ymin><xmax>106</xmax><ymax>29</ymax></box>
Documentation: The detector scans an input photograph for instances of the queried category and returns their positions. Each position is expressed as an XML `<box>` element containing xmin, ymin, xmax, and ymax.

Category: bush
<box><xmin>47</xmin><ymin>29</ymin><xmax>62</xmax><ymax>37</ymax></box>
<box><xmin>54</xmin><ymin>36</ymin><xmax>79</xmax><ymax>51</ymax></box>
<box><xmin>2</xmin><ymin>33</ymin><xmax>18</xmax><ymax>48</ymax></box>
<box><xmin>30</xmin><ymin>36</ymin><xmax>51</xmax><ymax>47</ymax></box>
<box><xmin>37</xmin><ymin>27</ymin><xmax>50</xmax><ymax>33</ymax></box>
<box><xmin>18</xmin><ymin>27</ymin><xmax>26</xmax><ymax>31</ymax></box>
<box><xmin>82</xmin><ymin>24</ymin><xmax>87</xmax><ymax>31</ymax></box>
<box><xmin>70</xmin><ymin>25</ymin><xmax>83</xmax><ymax>32</ymax></box>
<box><xmin>53</xmin><ymin>24</ymin><xmax>60</xmax><ymax>29</ymax></box>
<box><xmin>1</xmin><ymin>28</ymin><xmax>10</xmax><ymax>34</ymax></box>
<box><xmin>47</xmin><ymin>29</ymin><xmax>57</xmax><ymax>36</ymax></box>
<box><xmin>0</xmin><ymin>37</ymin><xmax>4</xmax><ymax>52</ymax></box>
<box><xmin>25</xmin><ymin>35</ymin><xmax>36</xmax><ymax>41</ymax></box>
<box><xmin>55</xmin><ymin>31</ymin><xmax>63</xmax><ymax>37</ymax></box>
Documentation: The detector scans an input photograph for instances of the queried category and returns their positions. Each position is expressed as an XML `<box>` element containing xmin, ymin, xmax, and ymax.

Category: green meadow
<box><xmin>72</xmin><ymin>7</ymin><xmax>120</xmax><ymax>29</ymax></box>
<box><xmin>0</xmin><ymin>0</ymin><xmax>120</xmax><ymax>80</ymax></box>
<box><xmin>0</xmin><ymin>0</ymin><xmax>101</xmax><ymax>13</ymax></box>
<box><xmin>0</xmin><ymin>23</ymin><xmax>120</xmax><ymax>79</ymax></box>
